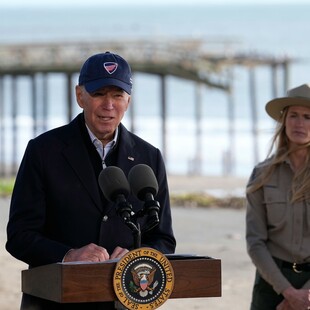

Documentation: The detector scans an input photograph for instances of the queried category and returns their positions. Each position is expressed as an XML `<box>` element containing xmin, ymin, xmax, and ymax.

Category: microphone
<box><xmin>128</xmin><ymin>164</ymin><xmax>160</xmax><ymax>231</ymax></box>
<box><xmin>98</xmin><ymin>166</ymin><xmax>133</xmax><ymax>222</ymax></box>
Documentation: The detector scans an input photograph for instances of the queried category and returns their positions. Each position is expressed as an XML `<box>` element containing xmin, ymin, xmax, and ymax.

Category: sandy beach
<box><xmin>0</xmin><ymin>175</ymin><xmax>254</xmax><ymax>310</ymax></box>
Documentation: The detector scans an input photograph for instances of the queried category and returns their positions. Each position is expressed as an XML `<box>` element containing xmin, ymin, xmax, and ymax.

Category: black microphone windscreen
<box><xmin>128</xmin><ymin>164</ymin><xmax>158</xmax><ymax>200</ymax></box>
<box><xmin>98</xmin><ymin>166</ymin><xmax>130</xmax><ymax>202</ymax></box>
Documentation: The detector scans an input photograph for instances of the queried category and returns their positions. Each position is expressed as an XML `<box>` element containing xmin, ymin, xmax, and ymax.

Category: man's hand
<box><xmin>110</xmin><ymin>246</ymin><xmax>129</xmax><ymax>259</ymax></box>
<box><xmin>63</xmin><ymin>243</ymin><xmax>110</xmax><ymax>262</ymax></box>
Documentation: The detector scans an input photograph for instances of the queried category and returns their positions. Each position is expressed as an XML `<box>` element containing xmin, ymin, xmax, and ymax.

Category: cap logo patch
<box><xmin>103</xmin><ymin>62</ymin><xmax>118</xmax><ymax>74</ymax></box>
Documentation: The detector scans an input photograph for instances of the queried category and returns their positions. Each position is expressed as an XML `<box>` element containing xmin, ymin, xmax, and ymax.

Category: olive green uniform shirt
<box><xmin>246</xmin><ymin>159</ymin><xmax>310</xmax><ymax>294</ymax></box>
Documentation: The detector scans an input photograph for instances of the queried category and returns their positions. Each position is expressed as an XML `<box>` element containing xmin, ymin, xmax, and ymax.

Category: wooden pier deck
<box><xmin>0</xmin><ymin>39</ymin><xmax>294</xmax><ymax>176</ymax></box>
<box><xmin>0</xmin><ymin>39</ymin><xmax>291</xmax><ymax>86</ymax></box>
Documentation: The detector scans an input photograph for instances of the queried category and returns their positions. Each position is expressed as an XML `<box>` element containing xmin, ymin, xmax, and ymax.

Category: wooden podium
<box><xmin>22</xmin><ymin>256</ymin><xmax>221</xmax><ymax>303</ymax></box>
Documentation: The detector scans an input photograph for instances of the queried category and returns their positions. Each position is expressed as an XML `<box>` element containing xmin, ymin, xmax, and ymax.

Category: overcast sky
<box><xmin>1</xmin><ymin>0</ymin><xmax>308</xmax><ymax>7</ymax></box>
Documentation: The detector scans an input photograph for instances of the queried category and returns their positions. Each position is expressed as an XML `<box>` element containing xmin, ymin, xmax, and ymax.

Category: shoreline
<box><xmin>0</xmin><ymin>176</ymin><xmax>253</xmax><ymax>309</ymax></box>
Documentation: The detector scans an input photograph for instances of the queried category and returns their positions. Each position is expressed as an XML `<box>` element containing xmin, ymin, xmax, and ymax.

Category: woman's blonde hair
<box><xmin>247</xmin><ymin>107</ymin><xmax>310</xmax><ymax>203</ymax></box>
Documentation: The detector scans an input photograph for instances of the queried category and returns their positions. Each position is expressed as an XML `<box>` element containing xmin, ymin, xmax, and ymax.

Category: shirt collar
<box><xmin>85</xmin><ymin>124</ymin><xmax>118</xmax><ymax>149</ymax></box>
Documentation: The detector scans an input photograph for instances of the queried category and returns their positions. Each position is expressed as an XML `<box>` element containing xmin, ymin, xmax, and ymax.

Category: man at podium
<box><xmin>6</xmin><ymin>52</ymin><xmax>176</xmax><ymax>309</ymax></box>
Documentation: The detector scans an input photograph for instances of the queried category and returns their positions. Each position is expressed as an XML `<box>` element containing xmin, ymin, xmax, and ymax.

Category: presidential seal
<box><xmin>113</xmin><ymin>247</ymin><xmax>174</xmax><ymax>309</ymax></box>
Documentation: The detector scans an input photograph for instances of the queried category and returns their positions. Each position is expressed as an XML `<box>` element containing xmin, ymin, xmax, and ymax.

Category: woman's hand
<box><xmin>277</xmin><ymin>287</ymin><xmax>310</xmax><ymax>310</ymax></box>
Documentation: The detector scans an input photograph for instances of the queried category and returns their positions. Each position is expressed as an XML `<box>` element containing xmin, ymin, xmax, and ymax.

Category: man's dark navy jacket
<box><xmin>6</xmin><ymin>113</ymin><xmax>176</xmax><ymax>309</ymax></box>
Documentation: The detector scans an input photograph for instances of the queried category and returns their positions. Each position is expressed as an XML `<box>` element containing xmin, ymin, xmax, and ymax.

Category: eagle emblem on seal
<box><xmin>130</xmin><ymin>263</ymin><xmax>159</xmax><ymax>297</ymax></box>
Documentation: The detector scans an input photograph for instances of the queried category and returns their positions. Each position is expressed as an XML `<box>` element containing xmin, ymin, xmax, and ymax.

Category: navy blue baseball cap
<box><xmin>78</xmin><ymin>52</ymin><xmax>133</xmax><ymax>94</ymax></box>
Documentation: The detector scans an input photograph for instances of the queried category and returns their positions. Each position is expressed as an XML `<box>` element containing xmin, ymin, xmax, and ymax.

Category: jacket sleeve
<box><xmin>6</xmin><ymin>139</ymin><xmax>71</xmax><ymax>267</ymax></box>
<box><xmin>246</xmin><ymin>168</ymin><xmax>292</xmax><ymax>294</ymax></box>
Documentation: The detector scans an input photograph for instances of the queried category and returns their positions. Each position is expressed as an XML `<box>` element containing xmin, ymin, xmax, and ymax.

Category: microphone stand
<box><xmin>123</xmin><ymin>219</ymin><xmax>141</xmax><ymax>249</ymax></box>
<box><xmin>116</xmin><ymin>196</ymin><xmax>160</xmax><ymax>249</ymax></box>
<box><xmin>116</xmin><ymin>201</ymin><xmax>141</xmax><ymax>249</ymax></box>
<box><xmin>132</xmin><ymin>223</ymin><xmax>141</xmax><ymax>249</ymax></box>
<box><xmin>134</xmin><ymin>196</ymin><xmax>160</xmax><ymax>233</ymax></box>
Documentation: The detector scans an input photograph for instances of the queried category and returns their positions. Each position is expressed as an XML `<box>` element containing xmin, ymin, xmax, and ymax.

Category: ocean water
<box><xmin>1</xmin><ymin>4</ymin><xmax>310</xmax><ymax>177</ymax></box>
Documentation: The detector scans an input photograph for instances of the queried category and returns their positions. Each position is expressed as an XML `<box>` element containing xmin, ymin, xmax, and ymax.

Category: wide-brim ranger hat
<box><xmin>265</xmin><ymin>83</ymin><xmax>310</xmax><ymax>121</ymax></box>
<box><xmin>78</xmin><ymin>51</ymin><xmax>133</xmax><ymax>94</ymax></box>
